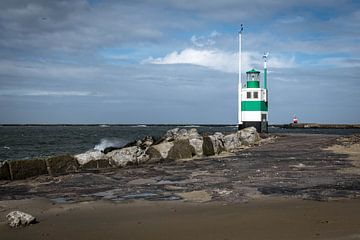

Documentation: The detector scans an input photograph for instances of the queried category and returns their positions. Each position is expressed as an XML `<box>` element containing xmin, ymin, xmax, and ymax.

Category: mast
<box><xmin>263</xmin><ymin>52</ymin><xmax>269</xmax><ymax>89</ymax></box>
<box><xmin>238</xmin><ymin>24</ymin><xmax>243</xmax><ymax>126</ymax></box>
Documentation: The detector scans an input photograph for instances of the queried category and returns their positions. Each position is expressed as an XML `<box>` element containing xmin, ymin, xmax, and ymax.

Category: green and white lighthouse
<box><xmin>238</xmin><ymin>26</ymin><xmax>269</xmax><ymax>133</ymax></box>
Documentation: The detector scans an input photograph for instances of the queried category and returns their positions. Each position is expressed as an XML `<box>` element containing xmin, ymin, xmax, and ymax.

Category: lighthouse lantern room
<box><xmin>237</xmin><ymin>26</ymin><xmax>268</xmax><ymax>133</ymax></box>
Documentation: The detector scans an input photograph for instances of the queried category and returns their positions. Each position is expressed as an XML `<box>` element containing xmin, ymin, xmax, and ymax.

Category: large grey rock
<box><xmin>45</xmin><ymin>155</ymin><xmax>79</xmax><ymax>176</ymax></box>
<box><xmin>9</xmin><ymin>159</ymin><xmax>48</xmax><ymax>180</ymax></box>
<box><xmin>188</xmin><ymin>128</ymin><xmax>203</xmax><ymax>156</ymax></box>
<box><xmin>223</xmin><ymin>133</ymin><xmax>241</xmax><ymax>152</ymax></box>
<box><xmin>202</xmin><ymin>136</ymin><xmax>215</xmax><ymax>156</ymax></box>
<box><xmin>238</xmin><ymin>127</ymin><xmax>260</xmax><ymax>145</ymax></box>
<box><xmin>164</xmin><ymin>128</ymin><xmax>203</xmax><ymax>156</ymax></box>
<box><xmin>189</xmin><ymin>138</ymin><xmax>203</xmax><ymax>156</ymax></box>
<box><xmin>164</xmin><ymin>128</ymin><xmax>180</xmax><ymax>141</ymax></box>
<box><xmin>107</xmin><ymin>146</ymin><xmax>149</xmax><ymax>167</ymax></box>
<box><xmin>209</xmin><ymin>132</ymin><xmax>225</xmax><ymax>154</ymax></box>
<box><xmin>75</xmin><ymin>150</ymin><xmax>106</xmax><ymax>165</ymax></box>
<box><xmin>167</xmin><ymin>139</ymin><xmax>196</xmax><ymax>160</ymax></box>
<box><xmin>136</xmin><ymin>136</ymin><xmax>155</xmax><ymax>149</ymax></box>
<box><xmin>6</xmin><ymin>211</ymin><xmax>36</xmax><ymax>228</ymax></box>
<box><xmin>152</xmin><ymin>141</ymin><xmax>174</xmax><ymax>159</ymax></box>
<box><xmin>0</xmin><ymin>161</ymin><xmax>11</xmax><ymax>180</ymax></box>
<box><xmin>145</xmin><ymin>147</ymin><xmax>162</xmax><ymax>163</ymax></box>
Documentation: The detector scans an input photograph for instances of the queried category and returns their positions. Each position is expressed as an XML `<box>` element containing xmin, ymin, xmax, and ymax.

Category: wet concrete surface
<box><xmin>0</xmin><ymin>133</ymin><xmax>359</xmax><ymax>203</ymax></box>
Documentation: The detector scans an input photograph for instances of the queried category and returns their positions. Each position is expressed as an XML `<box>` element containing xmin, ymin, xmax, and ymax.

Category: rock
<box><xmin>145</xmin><ymin>147</ymin><xmax>162</xmax><ymax>163</ymax></box>
<box><xmin>223</xmin><ymin>133</ymin><xmax>241</xmax><ymax>152</ymax></box>
<box><xmin>137</xmin><ymin>151</ymin><xmax>150</xmax><ymax>164</ymax></box>
<box><xmin>238</xmin><ymin>127</ymin><xmax>260</xmax><ymax>145</ymax></box>
<box><xmin>152</xmin><ymin>141</ymin><xmax>174</xmax><ymax>159</ymax></box>
<box><xmin>188</xmin><ymin>128</ymin><xmax>203</xmax><ymax>156</ymax></box>
<box><xmin>202</xmin><ymin>136</ymin><xmax>215</xmax><ymax>156</ymax></box>
<box><xmin>9</xmin><ymin>159</ymin><xmax>48</xmax><ymax>180</ymax></box>
<box><xmin>164</xmin><ymin>128</ymin><xmax>203</xmax><ymax>156</ymax></box>
<box><xmin>6</xmin><ymin>211</ymin><xmax>36</xmax><ymax>228</ymax></box>
<box><xmin>45</xmin><ymin>155</ymin><xmax>79</xmax><ymax>176</ymax></box>
<box><xmin>164</xmin><ymin>128</ymin><xmax>179</xmax><ymax>141</ymax></box>
<box><xmin>75</xmin><ymin>150</ymin><xmax>106</xmax><ymax>165</ymax></box>
<box><xmin>103</xmin><ymin>146</ymin><xmax>122</xmax><ymax>154</ymax></box>
<box><xmin>167</xmin><ymin>139</ymin><xmax>196</xmax><ymax>160</ymax></box>
<box><xmin>209</xmin><ymin>132</ymin><xmax>225</xmax><ymax>154</ymax></box>
<box><xmin>136</xmin><ymin>136</ymin><xmax>155</xmax><ymax>149</ymax></box>
<box><xmin>0</xmin><ymin>161</ymin><xmax>11</xmax><ymax>180</ymax></box>
<box><xmin>107</xmin><ymin>146</ymin><xmax>149</xmax><ymax>167</ymax></box>
<box><xmin>189</xmin><ymin>138</ymin><xmax>203</xmax><ymax>156</ymax></box>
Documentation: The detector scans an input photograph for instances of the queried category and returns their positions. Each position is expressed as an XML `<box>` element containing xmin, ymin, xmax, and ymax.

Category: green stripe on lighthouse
<box><xmin>242</xmin><ymin>101</ymin><xmax>268</xmax><ymax>111</ymax></box>
<box><xmin>247</xmin><ymin>81</ymin><xmax>260</xmax><ymax>88</ymax></box>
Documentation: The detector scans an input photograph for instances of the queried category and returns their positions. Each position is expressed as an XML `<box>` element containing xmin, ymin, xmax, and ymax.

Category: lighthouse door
<box><xmin>261</xmin><ymin>114</ymin><xmax>268</xmax><ymax>133</ymax></box>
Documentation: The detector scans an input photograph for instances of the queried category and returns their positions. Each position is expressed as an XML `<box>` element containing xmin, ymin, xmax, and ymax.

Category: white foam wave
<box><xmin>94</xmin><ymin>138</ymin><xmax>126</xmax><ymax>151</ymax></box>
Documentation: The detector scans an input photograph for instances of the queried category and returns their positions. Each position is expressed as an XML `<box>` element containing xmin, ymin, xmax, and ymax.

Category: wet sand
<box><xmin>1</xmin><ymin>198</ymin><xmax>360</xmax><ymax>240</ymax></box>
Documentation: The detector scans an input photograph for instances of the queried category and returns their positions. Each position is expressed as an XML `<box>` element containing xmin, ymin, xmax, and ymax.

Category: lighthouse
<box><xmin>238</xmin><ymin>26</ymin><xmax>269</xmax><ymax>133</ymax></box>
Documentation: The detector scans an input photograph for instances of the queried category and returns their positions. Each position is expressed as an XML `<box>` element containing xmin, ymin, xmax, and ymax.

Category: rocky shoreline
<box><xmin>0</xmin><ymin>127</ymin><xmax>265</xmax><ymax>181</ymax></box>
<box><xmin>0</xmin><ymin>132</ymin><xmax>359</xmax><ymax>203</ymax></box>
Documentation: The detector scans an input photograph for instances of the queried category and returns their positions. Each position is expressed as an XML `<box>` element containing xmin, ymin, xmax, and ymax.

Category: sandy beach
<box><xmin>1</xmin><ymin>133</ymin><xmax>360</xmax><ymax>239</ymax></box>
<box><xmin>0</xmin><ymin>197</ymin><xmax>360</xmax><ymax>240</ymax></box>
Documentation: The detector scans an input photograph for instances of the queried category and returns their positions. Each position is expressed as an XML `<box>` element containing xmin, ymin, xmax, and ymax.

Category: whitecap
<box><xmin>94</xmin><ymin>138</ymin><xmax>126</xmax><ymax>152</ymax></box>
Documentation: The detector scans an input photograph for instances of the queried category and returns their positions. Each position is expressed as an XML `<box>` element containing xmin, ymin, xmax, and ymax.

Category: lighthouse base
<box><xmin>238</xmin><ymin>121</ymin><xmax>268</xmax><ymax>133</ymax></box>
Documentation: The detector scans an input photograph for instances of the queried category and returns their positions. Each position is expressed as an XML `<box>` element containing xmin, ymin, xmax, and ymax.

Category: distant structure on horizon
<box><xmin>237</xmin><ymin>25</ymin><xmax>269</xmax><ymax>133</ymax></box>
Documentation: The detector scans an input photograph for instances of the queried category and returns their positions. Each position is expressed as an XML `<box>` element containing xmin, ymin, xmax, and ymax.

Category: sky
<box><xmin>0</xmin><ymin>0</ymin><xmax>359</xmax><ymax>124</ymax></box>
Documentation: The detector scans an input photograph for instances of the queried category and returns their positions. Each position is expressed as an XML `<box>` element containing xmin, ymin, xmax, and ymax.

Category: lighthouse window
<box><xmin>247</xmin><ymin>92</ymin><xmax>252</xmax><ymax>99</ymax></box>
<box><xmin>253</xmin><ymin>92</ymin><xmax>258</xmax><ymax>99</ymax></box>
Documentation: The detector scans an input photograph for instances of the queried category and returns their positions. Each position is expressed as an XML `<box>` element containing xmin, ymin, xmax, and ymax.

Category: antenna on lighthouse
<box><xmin>238</xmin><ymin>24</ymin><xmax>243</xmax><ymax>127</ymax></box>
<box><xmin>262</xmin><ymin>51</ymin><xmax>269</xmax><ymax>89</ymax></box>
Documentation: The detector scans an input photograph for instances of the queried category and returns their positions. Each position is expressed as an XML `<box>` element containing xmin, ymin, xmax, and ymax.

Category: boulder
<box><xmin>152</xmin><ymin>141</ymin><xmax>174</xmax><ymax>159</ymax></box>
<box><xmin>103</xmin><ymin>146</ymin><xmax>122</xmax><ymax>154</ymax></box>
<box><xmin>167</xmin><ymin>139</ymin><xmax>196</xmax><ymax>160</ymax></box>
<box><xmin>9</xmin><ymin>159</ymin><xmax>48</xmax><ymax>180</ymax></box>
<box><xmin>45</xmin><ymin>155</ymin><xmax>79</xmax><ymax>176</ymax></box>
<box><xmin>202</xmin><ymin>136</ymin><xmax>215</xmax><ymax>156</ymax></box>
<box><xmin>75</xmin><ymin>150</ymin><xmax>106</xmax><ymax>165</ymax></box>
<box><xmin>107</xmin><ymin>146</ymin><xmax>149</xmax><ymax>167</ymax></box>
<box><xmin>189</xmin><ymin>138</ymin><xmax>203</xmax><ymax>156</ymax></box>
<box><xmin>164</xmin><ymin>128</ymin><xmax>180</xmax><ymax>141</ymax></box>
<box><xmin>163</xmin><ymin>128</ymin><xmax>203</xmax><ymax>156</ymax></box>
<box><xmin>136</xmin><ymin>136</ymin><xmax>155</xmax><ymax>149</ymax></box>
<box><xmin>145</xmin><ymin>147</ymin><xmax>162</xmax><ymax>163</ymax></box>
<box><xmin>238</xmin><ymin>127</ymin><xmax>260</xmax><ymax>145</ymax></box>
<box><xmin>95</xmin><ymin>159</ymin><xmax>113</xmax><ymax>169</ymax></box>
<box><xmin>6</xmin><ymin>211</ymin><xmax>36</xmax><ymax>228</ymax></box>
<box><xmin>188</xmin><ymin>128</ymin><xmax>203</xmax><ymax>156</ymax></box>
<box><xmin>223</xmin><ymin>133</ymin><xmax>241</xmax><ymax>152</ymax></box>
<box><xmin>209</xmin><ymin>132</ymin><xmax>225</xmax><ymax>154</ymax></box>
<box><xmin>0</xmin><ymin>161</ymin><xmax>11</xmax><ymax>180</ymax></box>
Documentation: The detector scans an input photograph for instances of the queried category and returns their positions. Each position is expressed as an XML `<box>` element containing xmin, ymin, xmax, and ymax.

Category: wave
<box><xmin>132</xmin><ymin>125</ymin><xmax>147</xmax><ymax>128</ymax></box>
<box><xmin>94</xmin><ymin>138</ymin><xmax>127</xmax><ymax>151</ymax></box>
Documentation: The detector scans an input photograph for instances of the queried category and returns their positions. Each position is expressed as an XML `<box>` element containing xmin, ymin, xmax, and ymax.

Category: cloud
<box><xmin>0</xmin><ymin>90</ymin><xmax>97</xmax><ymax>97</ymax></box>
<box><xmin>278</xmin><ymin>16</ymin><xmax>304</xmax><ymax>24</ymax></box>
<box><xmin>144</xmin><ymin>48</ymin><xmax>295</xmax><ymax>73</ymax></box>
<box><xmin>190</xmin><ymin>31</ymin><xmax>220</xmax><ymax>47</ymax></box>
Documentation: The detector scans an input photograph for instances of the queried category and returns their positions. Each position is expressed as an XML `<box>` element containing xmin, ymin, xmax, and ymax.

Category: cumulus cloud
<box><xmin>144</xmin><ymin>48</ymin><xmax>295</xmax><ymax>73</ymax></box>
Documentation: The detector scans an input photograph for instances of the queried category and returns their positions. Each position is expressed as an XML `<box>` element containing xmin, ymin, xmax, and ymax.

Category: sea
<box><xmin>0</xmin><ymin>125</ymin><xmax>359</xmax><ymax>162</ymax></box>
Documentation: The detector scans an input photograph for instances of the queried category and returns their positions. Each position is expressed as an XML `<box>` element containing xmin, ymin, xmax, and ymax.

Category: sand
<box><xmin>1</xmin><ymin>198</ymin><xmax>360</xmax><ymax>240</ymax></box>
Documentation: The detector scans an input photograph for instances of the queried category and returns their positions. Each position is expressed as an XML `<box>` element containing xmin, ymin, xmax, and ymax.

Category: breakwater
<box><xmin>273</xmin><ymin>123</ymin><xmax>360</xmax><ymax>129</ymax></box>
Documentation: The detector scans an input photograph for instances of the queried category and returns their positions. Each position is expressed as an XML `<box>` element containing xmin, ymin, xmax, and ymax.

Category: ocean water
<box><xmin>0</xmin><ymin>125</ymin><xmax>359</xmax><ymax>161</ymax></box>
